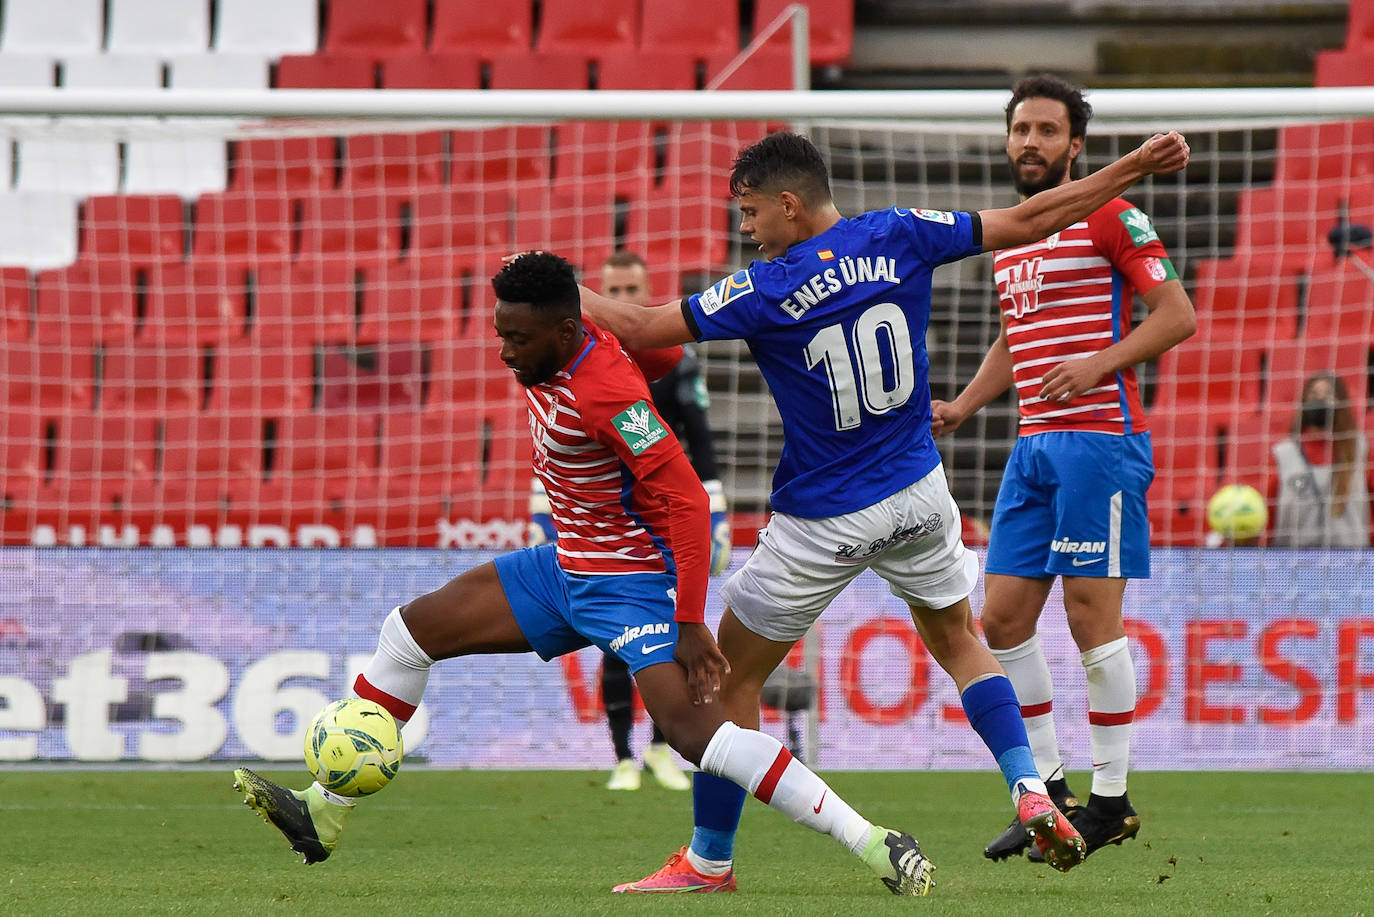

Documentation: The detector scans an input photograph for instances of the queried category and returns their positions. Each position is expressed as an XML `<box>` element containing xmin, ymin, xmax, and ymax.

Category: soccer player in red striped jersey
<box><xmin>932</xmin><ymin>74</ymin><xmax>1197</xmax><ymax>861</ymax></box>
<box><xmin>233</xmin><ymin>253</ymin><xmax>936</xmax><ymax>896</ymax></box>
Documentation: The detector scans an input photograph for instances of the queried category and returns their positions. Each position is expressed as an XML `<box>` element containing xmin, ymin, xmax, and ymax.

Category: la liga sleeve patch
<box><xmin>613</xmin><ymin>401</ymin><xmax>669</xmax><ymax>454</ymax></box>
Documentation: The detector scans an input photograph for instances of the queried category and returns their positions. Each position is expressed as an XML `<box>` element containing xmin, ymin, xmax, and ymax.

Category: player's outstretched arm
<box><xmin>580</xmin><ymin>285</ymin><xmax>694</xmax><ymax>350</ymax></box>
<box><xmin>979</xmin><ymin>131</ymin><xmax>1190</xmax><ymax>252</ymax></box>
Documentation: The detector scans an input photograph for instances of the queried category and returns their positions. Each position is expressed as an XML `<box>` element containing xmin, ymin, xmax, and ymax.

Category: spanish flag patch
<box><xmin>818</xmin><ymin>249</ymin><xmax>835</xmax><ymax>261</ymax></box>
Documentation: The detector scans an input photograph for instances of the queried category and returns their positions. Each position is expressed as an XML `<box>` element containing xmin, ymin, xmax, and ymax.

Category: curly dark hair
<box><xmin>1006</xmin><ymin>73</ymin><xmax>1093</xmax><ymax>140</ymax></box>
<box><xmin>491</xmin><ymin>251</ymin><xmax>581</xmax><ymax>320</ymax></box>
<box><xmin>729</xmin><ymin>130</ymin><xmax>833</xmax><ymax>207</ymax></box>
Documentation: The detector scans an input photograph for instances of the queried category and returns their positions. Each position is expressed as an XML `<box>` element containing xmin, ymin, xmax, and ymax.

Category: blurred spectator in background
<box><xmin>1271</xmin><ymin>371</ymin><xmax>1370</xmax><ymax>547</ymax></box>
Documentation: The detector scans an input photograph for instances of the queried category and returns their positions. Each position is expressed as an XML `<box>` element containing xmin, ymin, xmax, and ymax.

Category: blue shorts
<box><xmin>986</xmin><ymin>431</ymin><xmax>1153</xmax><ymax>579</ymax></box>
<box><xmin>493</xmin><ymin>544</ymin><xmax>680</xmax><ymax>673</ymax></box>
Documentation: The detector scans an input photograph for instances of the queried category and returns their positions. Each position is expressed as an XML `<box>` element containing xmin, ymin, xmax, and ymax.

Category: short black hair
<box><xmin>491</xmin><ymin>252</ymin><xmax>581</xmax><ymax>320</ymax></box>
<box><xmin>1006</xmin><ymin>74</ymin><xmax>1093</xmax><ymax>140</ymax></box>
<box><xmin>729</xmin><ymin>131</ymin><xmax>833</xmax><ymax>207</ymax></box>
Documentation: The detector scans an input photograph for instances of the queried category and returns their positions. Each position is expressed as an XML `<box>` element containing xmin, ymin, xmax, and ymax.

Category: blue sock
<box><xmin>962</xmin><ymin>675</ymin><xmax>1039</xmax><ymax>795</ymax></box>
<box><xmin>688</xmin><ymin>770</ymin><xmax>747</xmax><ymax>862</ymax></box>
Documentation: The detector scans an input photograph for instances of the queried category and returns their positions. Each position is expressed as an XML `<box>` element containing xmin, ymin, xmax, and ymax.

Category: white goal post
<box><xmin>1</xmin><ymin>86</ymin><xmax>1372</xmax><ymax>770</ymax></box>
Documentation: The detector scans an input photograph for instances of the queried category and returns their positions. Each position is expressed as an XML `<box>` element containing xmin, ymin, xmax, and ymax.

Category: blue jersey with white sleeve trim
<box><xmin>683</xmin><ymin>207</ymin><xmax>982</xmax><ymax>517</ymax></box>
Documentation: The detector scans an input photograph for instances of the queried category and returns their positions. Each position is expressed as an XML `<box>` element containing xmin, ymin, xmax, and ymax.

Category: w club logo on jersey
<box><xmin>699</xmin><ymin>270</ymin><xmax>754</xmax><ymax>315</ymax></box>
<box><xmin>613</xmin><ymin>401</ymin><xmax>668</xmax><ymax>455</ymax></box>
<box><xmin>1119</xmin><ymin>207</ymin><xmax>1159</xmax><ymax>246</ymax></box>
<box><xmin>1005</xmin><ymin>256</ymin><xmax>1044</xmax><ymax>318</ymax></box>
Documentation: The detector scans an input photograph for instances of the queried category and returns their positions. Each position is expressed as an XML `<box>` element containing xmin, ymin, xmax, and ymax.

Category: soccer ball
<box><xmin>304</xmin><ymin>698</ymin><xmax>403</xmax><ymax>796</ymax></box>
<box><xmin>1206</xmin><ymin>484</ymin><xmax>1268</xmax><ymax>540</ymax></box>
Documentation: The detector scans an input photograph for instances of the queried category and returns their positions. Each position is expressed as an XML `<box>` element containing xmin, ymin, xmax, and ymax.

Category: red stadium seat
<box><xmin>276</xmin><ymin>411</ymin><xmax>381</xmax><ymax>476</ymax></box>
<box><xmin>753</xmin><ymin>0</ymin><xmax>854</xmax><ymax>66</ymax></box>
<box><xmin>191</xmin><ymin>191</ymin><xmax>293</xmax><ymax>263</ymax></box>
<box><xmin>343</xmin><ymin>132</ymin><xmax>446</xmax><ymax>190</ymax></box>
<box><xmin>623</xmin><ymin>184</ymin><xmax>731</xmax><ymax>270</ymax></box>
<box><xmin>381</xmin><ymin>53</ymin><xmax>482</xmax><ymax>89</ymax></box>
<box><xmin>34</xmin><ymin>261</ymin><xmax>136</xmax><ymax>346</ymax></box>
<box><xmin>1314</xmin><ymin>49</ymin><xmax>1374</xmax><ymax>87</ymax></box>
<box><xmin>380</xmin><ymin>406</ymin><xmax>483</xmax><ymax>495</ymax></box>
<box><xmin>0</xmin><ymin>344</ymin><xmax>95</xmax><ymax>411</ymax></box>
<box><xmin>450</xmin><ymin>126</ymin><xmax>551</xmax><ymax>188</ymax></box>
<box><xmin>706</xmin><ymin>46</ymin><xmax>795</xmax><ymax>90</ymax></box>
<box><xmin>0</xmin><ymin>408</ymin><xmax>46</xmax><ymax>479</ymax></box>
<box><xmin>320</xmin><ymin>341</ymin><xmax>425</xmax><ymax>410</ymax></box>
<box><xmin>1149</xmin><ymin>409</ymin><xmax>1219</xmax><ymax>482</ymax></box>
<box><xmin>1217</xmin><ymin>410</ymin><xmax>1274</xmax><ymax>493</ymax></box>
<box><xmin>229</xmin><ymin>136</ymin><xmax>337</xmax><ymax>193</ymax></box>
<box><xmin>141</xmin><ymin>260</ymin><xmax>250</xmax><ymax>346</ymax></box>
<box><xmin>487</xmin><ymin>52</ymin><xmax>591</xmax><ymax>89</ymax></box>
<box><xmin>1275</xmin><ymin>120</ymin><xmax>1374</xmax><ymax>183</ymax></box>
<box><xmin>537</xmin><ymin>0</ymin><xmax>637</xmax><ymax>54</ymax></box>
<box><xmin>512</xmin><ymin>186</ymin><xmax>617</xmax><ymax>274</ymax></box>
<box><xmin>56</xmin><ymin>412</ymin><xmax>160</xmax><ymax>480</ymax></box>
<box><xmin>431</xmin><ymin>0</ymin><xmax>532</xmax><ymax>55</ymax></box>
<box><xmin>596</xmin><ymin>52</ymin><xmax>699</xmax><ymax>90</ymax></box>
<box><xmin>357</xmin><ymin>258</ymin><xmax>460</xmax><ymax>343</ymax></box>
<box><xmin>322</xmin><ymin>0</ymin><xmax>427</xmax><ymax>56</ymax></box>
<box><xmin>253</xmin><ymin>260</ymin><xmax>357</xmax><ymax>345</ymax></box>
<box><xmin>79</xmin><ymin>194</ymin><xmax>184</xmax><ymax>263</ymax></box>
<box><xmin>205</xmin><ymin>340</ymin><xmax>316</xmax><ymax>413</ymax></box>
<box><xmin>276</xmin><ymin>54</ymin><xmax>376</xmax><ymax>89</ymax></box>
<box><xmin>1233</xmin><ymin>181</ymin><xmax>1373</xmax><ymax>270</ymax></box>
<box><xmin>1151</xmin><ymin>337</ymin><xmax>1263</xmax><ymax>418</ymax></box>
<box><xmin>0</xmin><ymin>268</ymin><xmax>29</xmax><ymax>340</ymax></box>
<box><xmin>1189</xmin><ymin>257</ymin><xmax>1299</xmax><ymax>341</ymax></box>
<box><xmin>381</xmin><ymin>400</ymin><xmax>524</xmax><ymax>524</ymax></box>
<box><xmin>552</xmin><ymin>121</ymin><xmax>656</xmax><ymax>197</ymax></box>
<box><xmin>404</xmin><ymin>187</ymin><xmax>511</xmax><ymax>258</ymax></box>
<box><xmin>640</xmin><ymin>0</ymin><xmax>739</xmax><ymax>59</ymax></box>
<box><xmin>1147</xmin><ymin>471</ymin><xmax>1214</xmax><ymax>547</ymax></box>
<box><xmin>298</xmin><ymin>189</ymin><xmax>401</xmax><ymax>261</ymax></box>
<box><xmin>161</xmin><ymin>410</ymin><xmax>265</xmax><ymax>478</ymax></box>
<box><xmin>100</xmin><ymin>343</ymin><xmax>203</xmax><ymax>413</ymax></box>
<box><xmin>1304</xmin><ymin>256</ymin><xmax>1374</xmax><ymax>341</ymax></box>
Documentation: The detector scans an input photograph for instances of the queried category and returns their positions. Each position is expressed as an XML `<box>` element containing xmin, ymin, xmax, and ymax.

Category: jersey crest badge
<box><xmin>613</xmin><ymin>401</ymin><xmax>668</xmax><ymax>455</ymax></box>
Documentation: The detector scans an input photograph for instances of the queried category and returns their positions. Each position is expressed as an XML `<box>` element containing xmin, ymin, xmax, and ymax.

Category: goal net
<box><xmin>1</xmin><ymin>88</ymin><xmax>1371</xmax><ymax>769</ymax></box>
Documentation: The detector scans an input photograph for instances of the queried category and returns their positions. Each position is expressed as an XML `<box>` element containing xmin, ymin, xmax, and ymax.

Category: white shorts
<box><xmin>721</xmin><ymin>464</ymin><xmax>978</xmax><ymax>642</ymax></box>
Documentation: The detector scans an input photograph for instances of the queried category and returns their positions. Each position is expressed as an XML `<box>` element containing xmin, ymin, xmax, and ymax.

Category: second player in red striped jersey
<box><xmin>932</xmin><ymin>74</ymin><xmax>1196</xmax><ymax>864</ymax></box>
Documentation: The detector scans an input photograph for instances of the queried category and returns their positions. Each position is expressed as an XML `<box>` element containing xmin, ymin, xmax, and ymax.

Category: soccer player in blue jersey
<box><xmin>577</xmin><ymin>128</ymin><xmax>1189</xmax><ymax>891</ymax></box>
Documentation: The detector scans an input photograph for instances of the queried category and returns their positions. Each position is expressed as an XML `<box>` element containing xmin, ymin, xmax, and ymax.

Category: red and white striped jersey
<box><xmin>994</xmin><ymin>196</ymin><xmax>1176</xmax><ymax>436</ymax></box>
<box><xmin>524</xmin><ymin>320</ymin><xmax>691</xmax><ymax>576</ymax></box>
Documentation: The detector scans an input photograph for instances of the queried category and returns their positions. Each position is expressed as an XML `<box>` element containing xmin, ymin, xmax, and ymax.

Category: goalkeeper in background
<box><xmin>932</xmin><ymin>74</ymin><xmax>1197</xmax><ymax>863</ymax></box>
<box><xmin>528</xmin><ymin>250</ymin><xmax>729</xmax><ymax>793</ymax></box>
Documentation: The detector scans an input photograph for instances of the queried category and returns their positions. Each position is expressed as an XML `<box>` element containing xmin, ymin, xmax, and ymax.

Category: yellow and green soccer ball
<box><xmin>304</xmin><ymin>698</ymin><xmax>403</xmax><ymax>796</ymax></box>
<box><xmin>1206</xmin><ymin>484</ymin><xmax>1268</xmax><ymax>541</ymax></box>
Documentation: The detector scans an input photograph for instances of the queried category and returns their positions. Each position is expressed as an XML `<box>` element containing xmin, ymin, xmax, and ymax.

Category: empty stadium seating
<box><xmin>431</xmin><ymin>0</ymin><xmax>533</xmax><ymax>56</ymax></box>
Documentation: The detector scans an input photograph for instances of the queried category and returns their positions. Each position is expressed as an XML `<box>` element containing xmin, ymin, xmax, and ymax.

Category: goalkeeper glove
<box><xmin>704</xmin><ymin>479</ymin><xmax>731</xmax><ymax>576</ymax></box>
<box><xmin>527</xmin><ymin>479</ymin><xmax>557</xmax><ymax>546</ymax></box>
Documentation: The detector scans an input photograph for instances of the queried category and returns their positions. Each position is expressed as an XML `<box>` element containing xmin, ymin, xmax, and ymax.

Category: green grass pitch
<box><xmin>3</xmin><ymin>769</ymin><xmax>1369</xmax><ymax>916</ymax></box>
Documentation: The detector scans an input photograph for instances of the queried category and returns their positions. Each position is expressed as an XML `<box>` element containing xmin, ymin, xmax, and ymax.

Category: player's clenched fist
<box><xmin>1135</xmin><ymin>130</ymin><xmax>1189</xmax><ymax>175</ymax></box>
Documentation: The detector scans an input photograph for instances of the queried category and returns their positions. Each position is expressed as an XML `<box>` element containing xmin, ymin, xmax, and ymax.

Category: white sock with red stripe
<box><xmin>353</xmin><ymin>606</ymin><xmax>433</xmax><ymax>726</ymax></box>
<box><xmin>1083</xmin><ymin>636</ymin><xmax>1135</xmax><ymax>797</ymax></box>
<box><xmin>699</xmin><ymin>721</ymin><xmax>873</xmax><ymax>856</ymax></box>
<box><xmin>990</xmin><ymin>635</ymin><xmax>1065</xmax><ymax>782</ymax></box>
